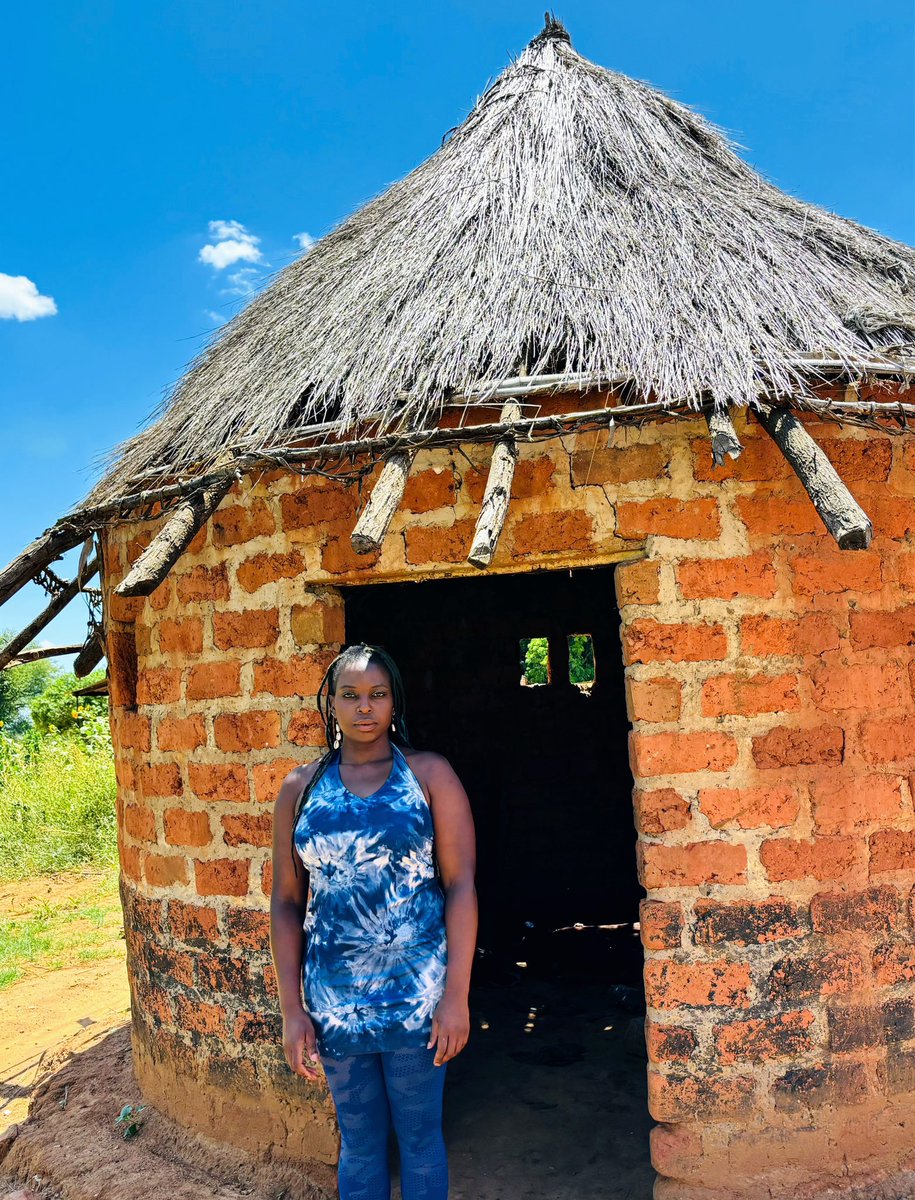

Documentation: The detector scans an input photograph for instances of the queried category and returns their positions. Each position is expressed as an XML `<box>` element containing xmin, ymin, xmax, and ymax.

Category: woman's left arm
<box><xmin>425</xmin><ymin>754</ymin><xmax>478</xmax><ymax>1066</ymax></box>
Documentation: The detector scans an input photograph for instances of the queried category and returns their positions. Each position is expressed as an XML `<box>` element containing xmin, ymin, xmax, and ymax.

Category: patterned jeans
<box><xmin>320</xmin><ymin>1045</ymin><xmax>448</xmax><ymax>1199</ymax></box>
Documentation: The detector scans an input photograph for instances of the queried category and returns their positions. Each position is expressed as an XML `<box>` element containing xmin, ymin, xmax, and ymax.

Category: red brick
<box><xmin>812</xmin><ymin>664</ymin><xmax>909</xmax><ymax>712</ymax></box>
<box><xmin>213</xmin><ymin>609</ymin><xmax>279</xmax><ymax>650</ymax></box>
<box><xmin>627</xmin><ymin>678</ymin><xmax>682</xmax><ymax>723</ymax></box>
<box><xmin>639</xmin><ymin>900</ymin><xmax>684</xmax><ymax>949</ymax></box>
<box><xmin>136</xmin><ymin>666</ymin><xmax>182</xmax><ymax>706</ymax></box>
<box><xmin>639</xmin><ymin>841</ymin><xmax>747</xmax><ymax>889</ymax></box>
<box><xmin>172</xmin><ymin>993</ymin><xmax>229</xmax><ymax>1037</ymax></box>
<box><xmin>698</xmin><ymin>785</ymin><xmax>799</xmax><ymax>831</ymax></box>
<box><xmin>186</xmin><ymin>661</ymin><xmax>241</xmax><ymax>700</ymax></box>
<box><xmin>623</xmin><ymin>620</ymin><xmax>728</xmax><ymax>665</ymax></box>
<box><xmin>321</xmin><ymin>536</ymin><xmax>382</xmax><ymax>574</ymax></box>
<box><xmin>811</xmin><ymin>885</ymin><xmax>902</xmax><ymax>932</ymax></box>
<box><xmin>187</xmin><ymin>762</ymin><xmax>249</xmax><ymax>803</ymax></box>
<box><xmin>789</xmin><ymin>552</ymin><xmax>882</xmax><ymax>595</ymax></box>
<box><xmin>222</xmin><ymin>813</ymin><xmax>273</xmax><ymax>848</ymax></box>
<box><xmin>464</xmin><ymin>455</ymin><xmax>556</xmax><ymax>504</ymax></box>
<box><xmin>630</xmin><ymin>730</ymin><xmax>738</xmax><ymax>777</ymax></box>
<box><xmin>692</xmin><ymin>436</ymin><xmax>791</xmax><ymax>482</ymax></box>
<box><xmin>570</xmin><ymin>444</ymin><xmax>669</xmax><ymax>487</ymax></box>
<box><xmin>252</xmin><ymin>758</ymin><xmax>302</xmax><ymax>804</ymax></box>
<box><xmin>644</xmin><ymin>959</ymin><xmax>752</xmax><ymax>1009</ymax></box>
<box><xmin>735</xmin><ymin>496</ymin><xmax>823</xmax><ymax>537</ymax></box>
<box><xmin>224</xmin><ymin>907</ymin><xmax>271</xmax><ymax>951</ymax></box>
<box><xmin>649</xmin><ymin>1124</ymin><xmax>705</xmax><ymax>1177</ymax></box>
<box><xmin>715</xmin><ymin>1010</ymin><xmax>816</xmax><ymax>1063</ymax></box>
<box><xmin>634</xmin><ymin>788</ymin><xmax>691</xmax><ymax>836</ymax></box>
<box><xmin>167</xmin><ymin>898</ymin><xmax>220</xmax><ymax>943</ymax></box>
<box><xmin>120</xmin><ymin>843</ymin><xmax>142</xmax><ymax>882</ymax></box>
<box><xmin>768</xmin><ymin>950</ymin><xmax>867</xmax><ymax>1001</ymax></box>
<box><xmin>752</xmin><ymin>725</ymin><xmax>844</xmax><ymax>769</ymax></box>
<box><xmin>158</xmin><ymin>617</ymin><xmax>204</xmax><ymax>656</ymax></box>
<box><xmin>740</xmin><ymin>613</ymin><xmax>840</xmax><ymax>657</ymax></box>
<box><xmin>869</xmin><ymin>830</ymin><xmax>915</xmax><ymax>875</ymax></box>
<box><xmin>175</xmin><ymin>563</ymin><xmax>230</xmax><ymax>603</ymax></box>
<box><xmin>119</xmin><ymin>712</ymin><xmax>151</xmax><ymax>752</ymax></box>
<box><xmin>874</xmin><ymin>942</ymin><xmax>915</xmax><ymax>986</ymax></box>
<box><xmin>760</xmin><ymin>836</ymin><xmax>859</xmax><ymax>883</ymax></box>
<box><xmin>677</xmin><ymin>552</ymin><xmax>778</xmax><ymax>601</ymax></box>
<box><xmin>157</xmin><ymin>714</ymin><xmax>207</xmax><ymax>753</ymax></box>
<box><xmin>148</xmin><ymin>580</ymin><xmax>172</xmax><ymax>611</ymax></box>
<box><xmin>614</xmin><ymin>560</ymin><xmax>660</xmax><ymax>606</ymax></box>
<box><xmin>281</xmin><ymin>484</ymin><xmax>359</xmax><ymax>531</ymax></box>
<box><xmin>820</xmin><ymin>438</ymin><xmax>892</xmax><ymax>481</ymax></box>
<box><xmin>211</xmin><ymin>499</ymin><xmax>276</xmax><ymax>546</ymax></box>
<box><xmin>616</xmin><ymin>498</ymin><xmax>720</xmax><ymax>541</ymax></box>
<box><xmin>647</xmin><ymin>1070</ymin><xmax>755</xmax><ymax>1122</ymax></box>
<box><xmin>213</xmin><ymin>711</ymin><xmax>281</xmax><ymax>752</ymax></box>
<box><xmin>849</xmin><ymin>606</ymin><xmax>915</xmax><ymax>650</ymax></box>
<box><xmin>646</xmin><ymin>1023</ymin><xmax>696</xmax><ymax>1063</ymax></box>
<box><xmin>402</xmin><ymin>519</ymin><xmax>478</xmax><ymax>565</ymax></box>
<box><xmin>194</xmin><ymin>858</ymin><xmax>250</xmax><ymax>897</ymax></box>
<box><xmin>288</xmin><ymin>708</ymin><xmax>328</xmax><ymax>748</ymax></box>
<box><xmin>829</xmin><ymin>999</ymin><xmax>914</xmax><ymax>1051</ymax></box>
<box><xmin>163</xmin><ymin>808</ymin><xmax>212</xmax><ymax>847</ymax></box>
<box><xmin>108</xmin><ymin>593</ymin><xmax>143</xmax><ymax>622</ymax></box>
<box><xmin>124</xmin><ymin>803</ymin><xmax>156</xmax><ymax>842</ymax></box>
<box><xmin>252</xmin><ymin>652</ymin><xmax>336</xmax><ymax>698</ymax></box>
<box><xmin>403</xmin><ymin>466</ymin><xmax>458</xmax><ymax>512</ymax></box>
<box><xmin>811</xmin><ymin>774</ymin><xmax>904</xmax><ymax>834</ymax></box>
<box><xmin>511</xmin><ymin>510</ymin><xmax>595</xmax><ymax>557</ymax></box>
<box><xmin>693</xmin><ymin>898</ymin><xmax>810</xmax><ymax>946</ymax></box>
<box><xmin>858</xmin><ymin>717</ymin><xmax>915</xmax><ymax>764</ymax></box>
<box><xmin>291</xmin><ymin>602</ymin><xmax>346</xmax><ymax>646</ymax></box>
<box><xmin>196</xmin><ymin>952</ymin><xmax>250</xmax><ymax>995</ymax></box>
<box><xmin>236</xmin><ymin>550</ymin><xmax>306</xmax><ymax>593</ymax></box>
<box><xmin>144</xmin><ymin>853</ymin><xmax>189</xmax><ymax>887</ymax></box>
<box><xmin>701</xmin><ymin>672</ymin><xmax>799</xmax><ymax>718</ymax></box>
<box><xmin>136</xmin><ymin>763</ymin><xmax>183</xmax><ymax>798</ymax></box>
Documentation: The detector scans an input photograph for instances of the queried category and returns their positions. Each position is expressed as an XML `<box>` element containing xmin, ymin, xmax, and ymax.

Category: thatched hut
<box><xmin>4</xmin><ymin>16</ymin><xmax>915</xmax><ymax>1199</ymax></box>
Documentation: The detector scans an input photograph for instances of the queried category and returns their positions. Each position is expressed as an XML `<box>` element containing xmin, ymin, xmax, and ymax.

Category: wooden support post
<box><xmin>351</xmin><ymin>450</ymin><xmax>415</xmax><ymax>555</ymax></box>
<box><xmin>755</xmin><ymin>404</ymin><xmax>873</xmax><ymax>549</ymax></box>
<box><xmin>705</xmin><ymin>407</ymin><xmax>744</xmax><ymax>467</ymax></box>
<box><xmin>3</xmin><ymin>644</ymin><xmax>83</xmax><ymax>668</ymax></box>
<box><xmin>74</xmin><ymin>632</ymin><xmax>105</xmax><ymax>678</ymax></box>
<box><xmin>115</xmin><ymin>477</ymin><xmax>234</xmax><ymax>597</ymax></box>
<box><xmin>467</xmin><ymin>401</ymin><xmax>522</xmax><ymax>569</ymax></box>
<box><xmin>0</xmin><ymin>557</ymin><xmax>99</xmax><ymax>672</ymax></box>
<box><xmin>0</xmin><ymin>524</ymin><xmax>88</xmax><ymax>608</ymax></box>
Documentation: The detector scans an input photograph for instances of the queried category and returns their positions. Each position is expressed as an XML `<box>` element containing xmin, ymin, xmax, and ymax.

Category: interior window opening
<box><xmin>519</xmin><ymin>636</ymin><xmax>551</xmax><ymax>686</ymax></box>
<box><xmin>568</xmin><ymin>632</ymin><xmax>596</xmax><ymax>691</ymax></box>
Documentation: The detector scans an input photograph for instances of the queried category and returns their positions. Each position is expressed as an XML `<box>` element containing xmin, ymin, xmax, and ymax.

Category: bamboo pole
<box><xmin>351</xmin><ymin>450</ymin><xmax>415</xmax><ymax>554</ymax></box>
<box><xmin>0</xmin><ymin>558</ymin><xmax>99</xmax><ymax>671</ymax></box>
<box><xmin>467</xmin><ymin>401</ymin><xmax>522</xmax><ymax>568</ymax></box>
<box><xmin>755</xmin><ymin>404</ymin><xmax>873</xmax><ymax>549</ymax></box>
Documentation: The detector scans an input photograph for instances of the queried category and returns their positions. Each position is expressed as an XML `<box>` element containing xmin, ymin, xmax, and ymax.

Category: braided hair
<box><xmin>289</xmin><ymin>642</ymin><xmax>413</xmax><ymax>874</ymax></box>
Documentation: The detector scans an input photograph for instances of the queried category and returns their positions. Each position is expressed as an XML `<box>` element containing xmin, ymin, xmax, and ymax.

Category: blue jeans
<box><xmin>320</xmin><ymin>1045</ymin><xmax>448</xmax><ymax>1199</ymax></box>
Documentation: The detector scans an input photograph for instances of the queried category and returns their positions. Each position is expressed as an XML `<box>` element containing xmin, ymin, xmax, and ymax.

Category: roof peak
<box><xmin>529</xmin><ymin>11</ymin><xmax>571</xmax><ymax>49</ymax></box>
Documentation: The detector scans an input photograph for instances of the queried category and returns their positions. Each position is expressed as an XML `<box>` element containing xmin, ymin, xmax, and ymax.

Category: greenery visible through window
<box><xmin>520</xmin><ymin>637</ymin><xmax>550</xmax><ymax>686</ymax></box>
<box><xmin>568</xmin><ymin>634</ymin><xmax>596</xmax><ymax>688</ymax></box>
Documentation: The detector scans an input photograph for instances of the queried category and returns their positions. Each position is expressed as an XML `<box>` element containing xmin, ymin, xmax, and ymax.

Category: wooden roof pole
<box><xmin>114</xmin><ymin>476</ymin><xmax>234</xmax><ymax>598</ymax></box>
<box><xmin>705</xmin><ymin>407</ymin><xmax>744</xmax><ymax>466</ymax></box>
<box><xmin>0</xmin><ymin>557</ymin><xmax>99</xmax><ymax>672</ymax></box>
<box><xmin>755</xmin><ymin>404</ymin><xmax>873</xmax><ymax>549</ymax></box>
<box><xmin>0</xmin><ymin>525</ymin><xmax>88</xmax><ymax>609</ymax></box>
<box><xmin>74</xmin><ymin>631</ymin><xmax>105</xmax><ymax>678</ymax></box>
<box><xmin>467</xmin><ymin>401</ymin><xmax>522</xmax><ymax>569</ymax></box>
<box><xmin>3</xmin><ymin>644</ymin><xmax>83</xmax><ymax>668</ymax></box>
<box><xmin>351</xmin><ymin>449</ymin><xmax>415</xmax><ymax>555</ymax></box>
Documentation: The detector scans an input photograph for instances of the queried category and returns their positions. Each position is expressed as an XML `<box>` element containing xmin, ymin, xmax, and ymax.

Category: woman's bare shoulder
<box><xmin>274</xmin><ymin>760</ymin><xmax>321</xmax><ymax>816</ymax></box>
<box><xmin>402</xmin><ymin>749</ymin><xmax>459</xmax><ymax>784</ymax></box>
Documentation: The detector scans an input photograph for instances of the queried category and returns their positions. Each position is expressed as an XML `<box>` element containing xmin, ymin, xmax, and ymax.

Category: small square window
<box><xmin>520</xmin><ymin>637</ymin><xmax>551</xmax><ymax>686</ymax></box>
<box><xmin>568</xmin><ymin>634</ymin><xmax>596</xmax><ymax>690</ymax></box>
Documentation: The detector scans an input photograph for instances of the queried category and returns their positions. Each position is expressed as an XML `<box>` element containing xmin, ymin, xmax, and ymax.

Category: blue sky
<box><xmin>1</xmin><ymin>0</ymin><xmax>913</xmax><ymax>655</ymax></box>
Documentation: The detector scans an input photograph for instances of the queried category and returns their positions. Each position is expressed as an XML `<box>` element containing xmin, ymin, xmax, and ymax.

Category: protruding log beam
<box><xmin>0</xmin><ymin>523</ymin><xmax>88</xmax><ymax>608</ymax></box>
<box><xmin>351</xmin><ymin>450</ymin><xmax>415</xmax><ymax>555</ymax></box>
<box><xmin>467</xmin><ymin>401</ymin><xmax>522</xmax><ymax>569</ymax></box>
<box><xmin>755</xmin><ymin>404</ymin><xmax>873</xmax><ymax>549</ymax></box>
<box><xmin>115</xmin><ymin>477</ymin><xmax>234</xmax><ymax>597</ymax></box>
<box><xmin>705</xmin><ymin>407</ymin><xmax>744</xmax><ymax>467</ymax></box>
<box><xmin>74</xmin><ymin>632</ymin><xmax>106</xmax><ymax>678</ymax></box>
<box><xmin>0</xmin><ymin>557</ymin><xmax>99</xmax><ymax>672</ymax></box>
<box><xmin>4</xmin><ymin>644</ymin><xmax>83</xmax><ymax>668</ymax></box>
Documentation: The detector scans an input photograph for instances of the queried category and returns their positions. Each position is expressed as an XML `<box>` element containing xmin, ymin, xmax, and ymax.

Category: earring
<box><xmin>332</xmin><ymin>718</ymin><xmax>341</xmax><ymax>749</ymax></box>
<box><xmin>391</xmin><ymin>713</ymin><xmax>397</xmax><ymax>733</ymax></box>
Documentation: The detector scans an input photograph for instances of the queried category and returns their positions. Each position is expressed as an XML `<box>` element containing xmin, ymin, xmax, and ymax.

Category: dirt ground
<box><xmin>0</xmin><ymin>877</ymin><xmax>655</xmax><ymax>1199</ymax></box>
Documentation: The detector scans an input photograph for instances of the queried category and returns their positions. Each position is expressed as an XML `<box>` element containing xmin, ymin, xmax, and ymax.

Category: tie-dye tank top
<box><xmin>293</xmin><ymin>742</ymin><xmax>448</xmax><ymax>1058</ymax></box>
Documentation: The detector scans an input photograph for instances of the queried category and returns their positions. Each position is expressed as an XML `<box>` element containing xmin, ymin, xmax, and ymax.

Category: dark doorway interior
<box><xmin>343</xmin><ymin>565</ymin><xmax>654</xmax><ymax>1198</ymax></box>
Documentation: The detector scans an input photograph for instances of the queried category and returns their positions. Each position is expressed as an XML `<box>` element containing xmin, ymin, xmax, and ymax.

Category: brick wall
<box><xmin>103</xmin><ymin>400</ymin><xmax>915</xmax><ymax>1197</ymax></box>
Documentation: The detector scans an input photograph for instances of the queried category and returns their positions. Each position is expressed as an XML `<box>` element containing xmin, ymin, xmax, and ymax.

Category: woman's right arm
<box><xmin>270</xmin><ymin>765</ymin><xmax>321</xmax><ymax>1081</ymax></box>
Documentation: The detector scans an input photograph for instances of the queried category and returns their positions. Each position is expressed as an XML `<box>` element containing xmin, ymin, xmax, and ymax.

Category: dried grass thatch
<box><xmin>85</xmin><ymin>16</ymin><xmax>915</xmax><ymax>506</ymax></box>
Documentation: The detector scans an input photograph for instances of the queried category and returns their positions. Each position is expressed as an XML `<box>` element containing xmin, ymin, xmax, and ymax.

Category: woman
<box><xmin>270</xmin><ymin>642</ymin><xmax>478</xmax><ymax>1200</ymax></box>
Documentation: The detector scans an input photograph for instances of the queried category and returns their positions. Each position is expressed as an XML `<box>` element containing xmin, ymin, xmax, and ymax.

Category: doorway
<box><xmin>344</xmin><ymin>564</ymin><xmax>653</xmax><ymax>1197</ymax></box>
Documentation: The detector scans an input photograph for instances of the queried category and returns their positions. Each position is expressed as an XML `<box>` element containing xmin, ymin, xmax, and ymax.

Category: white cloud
<box><xmin>293</xmin><ymin>231</ymin><xmax>315</xmax><ymax>251</ymax></box>
<box><xmin>224</xmin><ymin>267</ymin><xmax>260</xmax><ymax>297</ymax></box>
<box><xmin>0</xmin><ymin>273</ymin><xmax>57</xmax><ymax>320</ymax></box>
<box><xmin>198</xmin><ymin>219</ymin><xmax>262</xmax><ymax>270</ymax></box>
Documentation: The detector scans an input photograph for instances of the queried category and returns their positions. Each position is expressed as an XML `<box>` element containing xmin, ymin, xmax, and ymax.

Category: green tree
<box><xmin>521</xmin><ymin>636</ymin><xmax>550</xmax><ymax>685</ymax></box>
<box><xmin>29</xmin><ymin>671</ymin><xmax>108</xmax><ymax>735</ymax></box>
<box><xmin>0</xmin><ymin>633</ymin><xmax>56</xmax><ymax>735</ymax></box>
<box><xmin>568</xmin><ymin>634</ymin><xmax>595</xmax><ymax>685</ymax></box>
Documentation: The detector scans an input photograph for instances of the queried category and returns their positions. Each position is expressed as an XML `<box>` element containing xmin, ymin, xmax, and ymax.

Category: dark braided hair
<box><xmin>289</xmin><ymin>643</ymin><xmax>413</xmax><ymax>874</ymax></box>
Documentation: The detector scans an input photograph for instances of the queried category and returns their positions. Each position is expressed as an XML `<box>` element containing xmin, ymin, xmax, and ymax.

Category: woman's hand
<box><xmin>282</xmin><ymin>1008</ymin><xmax>321</xmax><ymax>1080</ymax></box>
<box><xmin>427</xmin><ymin>994</ymin><xmax>470</xmax><ymax>1066</ymax></box>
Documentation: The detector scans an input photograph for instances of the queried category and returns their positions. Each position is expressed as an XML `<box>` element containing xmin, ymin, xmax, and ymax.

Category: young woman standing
<box><xmin>270</xmin><ymin>643</ymin><xmax>478</xmax><ymax>1200</ymax></box>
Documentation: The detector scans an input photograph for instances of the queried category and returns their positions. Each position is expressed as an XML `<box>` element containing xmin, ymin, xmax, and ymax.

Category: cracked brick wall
<box><xmin>103</xmin><ymin>398</ymin><xmax>915</xmax><ymax>1198</ymax></box>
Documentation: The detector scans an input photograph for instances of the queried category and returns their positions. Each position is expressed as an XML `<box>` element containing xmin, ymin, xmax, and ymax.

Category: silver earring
<box><xmin>333</xmin><ymin>718</ymin><xmax>341</xmax><ymax>749</ymax></box>
<box><xmin>391</xmin><ymin>714</ymin><xmax>397</xmax><ymax>733</ymax></box>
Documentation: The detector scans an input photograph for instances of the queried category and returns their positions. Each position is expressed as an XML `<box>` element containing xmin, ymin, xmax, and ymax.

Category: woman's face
<box><xmin>330</xmin><ymin>662</ymin><xmax>395</xmax><ymax>744</ymax></box>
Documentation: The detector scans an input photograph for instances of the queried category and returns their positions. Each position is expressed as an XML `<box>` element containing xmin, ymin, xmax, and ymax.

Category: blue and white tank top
<box><xmin>293</xmin><ymin>742</ymin><xmax>448</xmax><ymax>1058</ymax></box>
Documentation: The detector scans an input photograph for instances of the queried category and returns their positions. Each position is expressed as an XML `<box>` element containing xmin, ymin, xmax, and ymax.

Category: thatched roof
<box><xmin>86</xmin><ymin>16</ymin><xmax>915</xmax><ymax>506</ymax></box>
